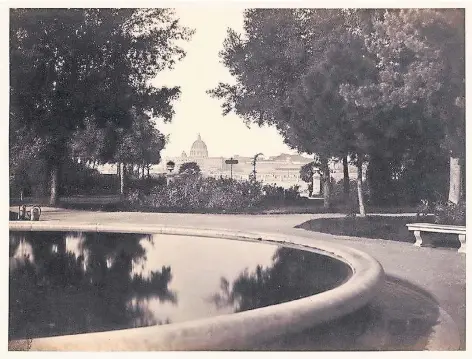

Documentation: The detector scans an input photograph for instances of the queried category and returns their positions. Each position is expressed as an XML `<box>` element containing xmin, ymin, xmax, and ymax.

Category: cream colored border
<box><xmin>3</xmin><ymin>2</ymin><xmax>469</xmax><ymax>358</ymax></box>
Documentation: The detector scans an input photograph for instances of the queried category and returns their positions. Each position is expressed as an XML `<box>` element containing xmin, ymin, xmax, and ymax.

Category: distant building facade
<box><xmin>157</xmin><ymin>134</ymin><xmax>318</xmax><ymax>191</ymax></box>
<box><xmin>97</xmin><ymin>134</ymin><xmax>359</xmax><ymax>195</ymax></box>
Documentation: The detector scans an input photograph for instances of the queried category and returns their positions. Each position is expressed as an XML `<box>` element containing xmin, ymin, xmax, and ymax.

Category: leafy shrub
<box><xmin>178</xmin><ymin>162</ymin><xmax>201</xmax><ymax>175</ymax></box>
<box><xmin>261</xmin><ymin>184</ymin><xmax>301</xmax><ymax>205</ymax></box>
<box><xmin>330</xmin><ymin>179</ymin><xmax>361</xmax><ymax>209</ymax></box>
<box><xmin>127</xmin><ymin>176</ymin><xmax>302</xmax><ymax>212</ymax></box>
<box><xmin>60</xmin><ymin>161</ymin><xmax>119</xmax><ymax>196</ymax></box>
<box><xmin>127</xmin><ymin>176</ymin><xmax>166</xmax><ymax>195</ymax></box>
<box><xmin>10</xmin><ymin>160</ymin><xmax>48</xmax><ymax>198</ymax></box>
<box><xmin>367</xmin><ymin>151</ymin><xmax>449</xmax><ymax>206</ymax></box>
<box><xmin>10</xmin><ymin>158</ymin><xmax>120</xmax><ymax>198</ymax></box>
<box><xmin>283</xmin><ymin>185</ymin><xmax>301</xmax><ymax>202</ymax></box>
<box><xmin>415</xmin><ymin>199</ymin><xmax>432</xmax><ymax>221</ymax></box>
<box><xmin>432</xmin><ymin>201</ymin><xmax>465</xmax><ymax>226</ymax></box>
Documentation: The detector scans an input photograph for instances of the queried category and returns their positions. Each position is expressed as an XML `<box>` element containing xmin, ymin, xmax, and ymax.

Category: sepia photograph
<box><xmin>5</xmin><ymin>1</ymin><xmax>466</xmax><ymax>352</ymax></box>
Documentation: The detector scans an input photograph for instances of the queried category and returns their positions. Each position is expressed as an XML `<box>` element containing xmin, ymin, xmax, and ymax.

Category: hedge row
<box><xmin>127</xmin><ymin>175</ymin><xmax>302</xmax><ymax>212</ymax></box>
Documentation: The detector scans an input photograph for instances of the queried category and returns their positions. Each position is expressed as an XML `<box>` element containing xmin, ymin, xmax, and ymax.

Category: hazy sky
<box><xmin>151</xmin><ymin>7</ymin><xmax>302</xmax><ymax>159</ymax></box>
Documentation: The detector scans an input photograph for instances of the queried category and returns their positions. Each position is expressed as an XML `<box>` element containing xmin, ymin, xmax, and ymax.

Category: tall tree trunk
<box><xmin>343</xmin><ymin>156</ymin><xmax>350</xmax><ymax>199</ymax></box>
<box><xmin>356</xmin><ymin>159</ymin><xmax>366</xmax><ymax>217</ymax></box>
<box><xmin>49</xmin><ymin>164</ymin><xmax>59</xmax><ymax>205</ymax></box>
<box><xmin>318</xmin><ymin>172</ymin><xmax>323</xmax><ymax>196</ymax></box>
<box><xmin>120</xmin><ymin>162</ymin><xmax>125</xmax><ymax>196</ymax></box>
<box><xmin>147</xmin><ymin>165</ymin><xmax>150</xmax><ymax>178</ymax></box>
<box><xmin>321</xmin><ymin>158</ymin><xmax>331</xmax><ymax>209</ymax></box>
<box><xmin>117</xmin><ymin>162</ymin><xmax>121</xmax><ymax>193</ymax></box>
<box><xmin>448</xmin><ymin>156</ymin><xmax>461</xmax><ymax>204</ymax></box>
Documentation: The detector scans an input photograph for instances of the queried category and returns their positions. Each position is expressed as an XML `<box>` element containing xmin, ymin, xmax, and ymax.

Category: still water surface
<box><xmin>9</xmin><ymin>231</ymin><xmax>351</xmax><ymax>340</ymax></box>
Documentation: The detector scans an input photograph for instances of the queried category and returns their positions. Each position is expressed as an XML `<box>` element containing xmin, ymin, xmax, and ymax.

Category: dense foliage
<box><xmin>209</xmin><ymin>9</ymin><xmax>464</xmax><ymax>213</ymax></box>
<box><xmin>10</xmin><ymin>9</ymin><xmax>193</xmax><ymax>204</ymax></box>
<box><xmin>210</xmin><ymin>248</ymin><xmax>350</xmax><ymax>312</ymax></box>
<box><xmin>127</xmin><ymin>176</ymin><xmax>302</xmax><ymax>212</ymax></box>
<box><xmin>9</xmin><ymin>232</ymin><xmax>175</xmax><ymax>340</ymax></box>
<box><xmin>432</xmin><ymin>201</ymin><xmax>466</xmax><ymax>226</ymax></box>
<box><xmin>178</xmin><ymin>162</ymin><xmax>202</xmax><ymax>175</ymax></box>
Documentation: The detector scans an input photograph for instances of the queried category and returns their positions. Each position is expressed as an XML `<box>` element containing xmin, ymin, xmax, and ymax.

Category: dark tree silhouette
<box><xmin>210</xmin><ymin>247</ymin><xmax>351</xmax><ymax>312</ymax></box>
<box><xmin>9</xmin><ymin>232</ymin><xmax>177</xmax><ymax>340</ymax></box>
<box><xmin>10</xmin><ymin>9</ymin><xmax>193</xmax><ymax>204</ymax></box>
<box><xmin>178</xmin><ymin>162</ymin><xmax>202</xmax><ymax>176</ymax></box>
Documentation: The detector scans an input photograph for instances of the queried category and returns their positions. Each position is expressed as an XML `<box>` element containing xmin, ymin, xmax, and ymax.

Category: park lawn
<box><xmin>295</xmin><ymin>215</ymin><xmax>460</xmax><ymax>249</ymax></box>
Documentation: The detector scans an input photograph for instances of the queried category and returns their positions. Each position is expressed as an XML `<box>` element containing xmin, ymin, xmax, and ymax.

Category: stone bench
<box><xmin>406</xmin><ymin>223</ymin><xmax>466</xmax><ymax>254</ymax></box>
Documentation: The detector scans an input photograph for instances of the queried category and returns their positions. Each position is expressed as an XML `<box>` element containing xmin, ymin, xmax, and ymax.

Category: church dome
<box><xmin>190</xmin><ymin>134</ymin><xmax>208</xmax><ymax>158</ymax></box>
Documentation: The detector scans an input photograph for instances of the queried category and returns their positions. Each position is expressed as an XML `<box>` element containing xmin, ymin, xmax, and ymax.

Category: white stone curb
<box><xmin>9</xmin><ymin>221</ymin><xmax>384</xmax><ymax>351</ymax></box>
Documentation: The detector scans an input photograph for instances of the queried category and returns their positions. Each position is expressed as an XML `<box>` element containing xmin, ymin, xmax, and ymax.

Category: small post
<box><xmin>166</xmin><ymin>161</ymin><xmax>175</xmax><ymax>185</ymax></box>
<box><xmin>225</xmin><ymin>158</ymin><xmax>239</xmax><ymax>181</ymax></box>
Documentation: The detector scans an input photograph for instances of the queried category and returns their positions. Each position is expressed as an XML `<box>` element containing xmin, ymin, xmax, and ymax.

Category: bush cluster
<box><xmin>330</xmin><ymin>179</ymin><xmax>360</xmax><ymax>207</ymax></box>
<box><xmin>415</xmin><ymin>199</ymin><xmax>466</xmax><ymax>226</ymax></box>
<box><xmin>261</xmin><ymin>183</ymin><xmax>301</xmax><ymax>205</ymax></box>
<box><xmin>432</xmin><ymin>201</ymin><xmax>466</xmax><ymax>226</ymax></box>
<box><xmin>127</xmin><ymin>176</ymin><xmax>166</xmax><ymax>195</ymax></box>
<box><xmin>127</xmin><ymin>175</ymin><xmax>302</xmax><ymax>212</ymax></box>
<box><xmin>61</xmin><ymin>163</ymin><xmax>118</xmax><ymax>196</ymax></box>
<box><xmin>10</xmin><ymin>159</ymin><xmax>120</xmax><ymax>198</ymax></box>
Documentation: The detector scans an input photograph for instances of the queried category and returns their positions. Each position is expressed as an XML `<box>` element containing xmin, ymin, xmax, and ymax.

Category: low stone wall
<box><xmin>9</xmin><ymin>222</ymin><xmax>384</xmax><ymax>351</ymax></box>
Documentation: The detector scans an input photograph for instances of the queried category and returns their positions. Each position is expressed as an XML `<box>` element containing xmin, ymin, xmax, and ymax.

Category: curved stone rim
<box><xmin>9</xmin><ymin>221</ymin><xmax>385</xmax><ymax>351</ymax></box>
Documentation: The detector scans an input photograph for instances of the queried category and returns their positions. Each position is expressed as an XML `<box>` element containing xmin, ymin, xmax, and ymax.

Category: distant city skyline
<box><xmin>163</xmin><ymin>132</ymin><xmax>311</xmax><ymax>161</ymax></box>
<box><xmin>151</xmin><ymin>7</ymin><xmax>307</xmax><ymax>159</ymax></box>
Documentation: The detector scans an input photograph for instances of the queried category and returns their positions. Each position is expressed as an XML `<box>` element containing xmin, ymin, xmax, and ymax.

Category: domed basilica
<box><xmin>97</xmin><ymin>133</ymin><xmax>357</xmax><ymax>195</ymax></box>
<box><xmin>160</xmin><ymin>134</ymin><xmax>320</xmax><ymax>191</ymax></box>
<box><xmin>189</xmin><ymin>134</ymin><xmax>208</xmax><ymax>158</ymax></box>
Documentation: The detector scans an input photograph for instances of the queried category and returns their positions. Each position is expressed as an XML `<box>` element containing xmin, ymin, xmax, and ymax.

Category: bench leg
<box><xmin>413</xmin><ymin>230</ymin><xmax>433</xmax><ymax>248</ymax></box>
<box><xmin>458</xmin><ymin>234</ymin><xmax>466</xmax><ymax>254</ymax></box>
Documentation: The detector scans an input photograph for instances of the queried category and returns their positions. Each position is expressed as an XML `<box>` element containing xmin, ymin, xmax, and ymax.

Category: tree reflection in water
<box><xmin>211</xmin><ymin>247</ymin><xmax>351</xmax><ymax>312</ymax></box>
<box><xmin>9</xmin><ymin>232</ymin><xmax>176</xmax><ymax>340</ymax></box>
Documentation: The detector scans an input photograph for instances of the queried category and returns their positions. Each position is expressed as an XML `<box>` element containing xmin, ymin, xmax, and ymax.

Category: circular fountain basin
<box><xmin>9</xmin><ymin>222</ymin><xmax>384</xmax><ymax>351</ymax></box>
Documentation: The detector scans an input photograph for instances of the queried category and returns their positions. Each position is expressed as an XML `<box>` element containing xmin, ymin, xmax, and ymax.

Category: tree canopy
<box><xmin>340</xmin><ymin>9</ymin><xmax>465</xmax><ymax>203</ymax></box>
<box><xmin>208</xmin><ymin>9</ymin><xmax>374</xmax><ymax>211</ymax></box>
<box><xmin>178</xmin><ymin>162</ymin><xmax>202</xmax><ymax>176</ymax></box>
<box><xmin>209</xmin><ymin>8</ymin><xmax>464</xmax><ymax>210</ymax></box>
<box><xmin>10</xmin><ymin>9</ymin><xmax>193</xmax><ymax>203</ymax></box>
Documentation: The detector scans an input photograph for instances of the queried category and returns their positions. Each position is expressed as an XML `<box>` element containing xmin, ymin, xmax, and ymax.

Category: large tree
<box><xmin>209</xmin><ymin>9</ymin><xmax>375</xmax><ymax>214</ymax></box>
<box><xmin>178</xmin><ymin>162</ymin><xmax>202</xmax><ymax>176</ymax></box>
<box><xmin>10</xmin><ymin>9</ymin><xmax>193</xmax><ymax>204</ymax></box>
<box><xmin>114</xmin><ymin>110</ymin><xmax>167</xmax><ymax>193</ymax></box>
<box><xmin>70</xmin><ymin>108</ymin><xmax>170</xmax><ymax>194</ymax></box>
<box><xmin>340</xmin><ymin>9</ymin><xmax>465</xmax><ymax>204</ymax></box>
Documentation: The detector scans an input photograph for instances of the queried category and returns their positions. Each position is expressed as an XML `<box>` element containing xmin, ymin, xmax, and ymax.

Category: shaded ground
<box><xmin>295</xmin><ymin>215</ymin><xmax>461</xmax><ymax>249</ymax></box>
<box><xmin>252</xmin><ymin>277</ymin><xmax>442</xmax><ymax>351</ymax></box>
